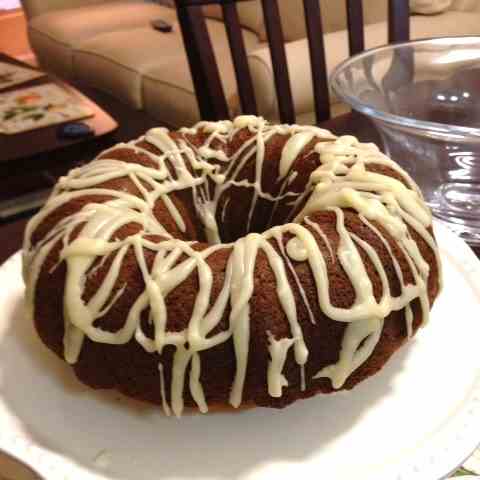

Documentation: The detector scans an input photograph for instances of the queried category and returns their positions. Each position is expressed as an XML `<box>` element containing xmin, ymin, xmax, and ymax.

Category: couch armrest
<box><xmin>21</xmin><ymin>0</ymin><xmax>111</xmax><ymax>19</ymax></box>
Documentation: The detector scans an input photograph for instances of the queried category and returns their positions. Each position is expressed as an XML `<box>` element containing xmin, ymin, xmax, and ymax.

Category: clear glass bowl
<box><xmin>331</xmin><ymin>35</ymin><xmax>480</xmax><ymax>245</ymax></box>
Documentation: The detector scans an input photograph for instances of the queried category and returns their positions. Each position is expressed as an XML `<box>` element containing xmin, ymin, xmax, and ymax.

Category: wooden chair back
<box><xmin>174</xmin><ymin>0</ymin><xmax>410</xmax><ymax>123</ymax></box>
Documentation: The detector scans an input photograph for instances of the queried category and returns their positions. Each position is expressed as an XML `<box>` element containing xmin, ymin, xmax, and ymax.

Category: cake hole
<box><xmin>216</xmin><ymin>186</ymin><xmax>309</xmax><ymax>244</ymax></box>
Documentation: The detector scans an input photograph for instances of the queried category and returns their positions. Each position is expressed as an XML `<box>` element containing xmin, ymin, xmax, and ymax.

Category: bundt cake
<box><xmin>22</xmin><ymin>116</ymin><xmax>442</xmax><ymax>417</ymax></box>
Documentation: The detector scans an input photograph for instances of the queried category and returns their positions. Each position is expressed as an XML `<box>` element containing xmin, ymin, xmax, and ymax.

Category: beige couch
<box><xmin>22</xmin><ymin>0</ymin><xmax>480</xmax><ymax>128</ymax></box>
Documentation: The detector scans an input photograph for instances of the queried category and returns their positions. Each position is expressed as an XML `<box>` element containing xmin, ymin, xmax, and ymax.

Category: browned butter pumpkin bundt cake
<box><xmin>22</xmin><ymin>116</ymin><xmax>442</xmax><ymax>417</ymax></box>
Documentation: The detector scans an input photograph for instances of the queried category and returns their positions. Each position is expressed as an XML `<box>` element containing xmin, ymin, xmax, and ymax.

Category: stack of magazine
<box><xmin>0</xmin><ymin>61</ymin><xmax>92</xmax><ymax>134</ymax></box>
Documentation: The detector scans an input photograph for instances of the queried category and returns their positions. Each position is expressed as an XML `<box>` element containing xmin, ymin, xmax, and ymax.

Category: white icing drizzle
<box><xmin>158</xmin><ymin>363</ymin><xmax>171</xmax><ymax>416</ymax></box>
<box><xmin>279</xmin><ymin>131</ymin><xmax>315</xmax><ymax>180</ymax></box>
<box><xmin>314</xmin><ymin>317</ymin><xmax>384</xmax><ymax>389</ymax></box>
<box><xmin>300</xmin><ymin>365</ymin><xmax>306</xmax><ymax>392</ymax></box>
<box><xmin>405</xmin><ymin>304</ymin><xmax>414</xmax><ymax>338</ymax></box>
<box><xmin>22</xmin><ymin>116</ymin><xmax>441</xmax><ymax>417</ymax></box>
<box><xmin>272</xmin><ymin>229</ymin><xmax>316</xmax><ymax>325</ymax></box>
<box><xmin>267</xmin><ymin>333</ymin><xmax>295</xmax><ymax>397</ymax></box>
<box><xmin>304</xmin><ymin>217</ymin><xmax>334</xmax><ymax>261</ymax></box>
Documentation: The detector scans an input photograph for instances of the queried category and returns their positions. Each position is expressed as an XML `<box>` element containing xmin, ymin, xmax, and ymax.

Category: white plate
<box><xmin>0</xmin><ymin>222</ymin><xmax>479</xmax><ymax>480</ymax></box>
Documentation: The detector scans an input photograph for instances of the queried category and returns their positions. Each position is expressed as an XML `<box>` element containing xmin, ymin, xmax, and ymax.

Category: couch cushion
<box><xmin>203</xmin><ymin>1</ymin><xmax>264</xmax><ymax>38</ymax></box>
<box><xmin>142</xmin><ymin>26</ymin><xmax>260</xmax><ymax>128</ymax></box>
<box><xmin>203</xmin><ymin>0</ymin><xmax>389</xmax><ymax>42</ymax></box>
<box><xmin>276</xmin><ymin>0</ymin><xmax>454</xmax><ymax>42</ymax></box>
<box><xmin>203</xmin><ymin>0</ymin><xmax>455</xmax><ymax>44</ymax></box>
<box><xmin>28</xmin><ymin>1</ymin><xmax>175</xmax><ymax>78</ymax></box>
<box><xmin>451</xmin><ymin>0</ymin><xmax>480</xmax><ymax>11</ymax></box>
<box><xmin>246</xmin><ymin>10</ymin><xmax>480</xmax><ymax>121</ymax></box>
<box><xmin>410</xmin><ymin>0</ymin><xmax>452</xmax><ymax>14</ymax></box>
<box><xmin>73</xmin><ymin>19</ymin><xmax>259</xmax><ymax>116</ymax></box>
<box><xmin>275</xmin><ymin>0</ymin><xmax>390</xmax><ymax>42</ymax></box>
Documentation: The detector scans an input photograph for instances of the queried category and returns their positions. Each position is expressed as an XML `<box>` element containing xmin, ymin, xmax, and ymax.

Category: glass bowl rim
<box><xmin>330</xmin><ymin>34</ymin><xmax>480</xmax><ymax>140</ymax></box>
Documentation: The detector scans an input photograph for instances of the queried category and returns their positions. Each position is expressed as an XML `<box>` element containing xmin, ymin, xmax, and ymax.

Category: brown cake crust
<box><xmin>25</xmin><ymin>120</ymin><xmax>441</xmax><ymax>413</ymax></box>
